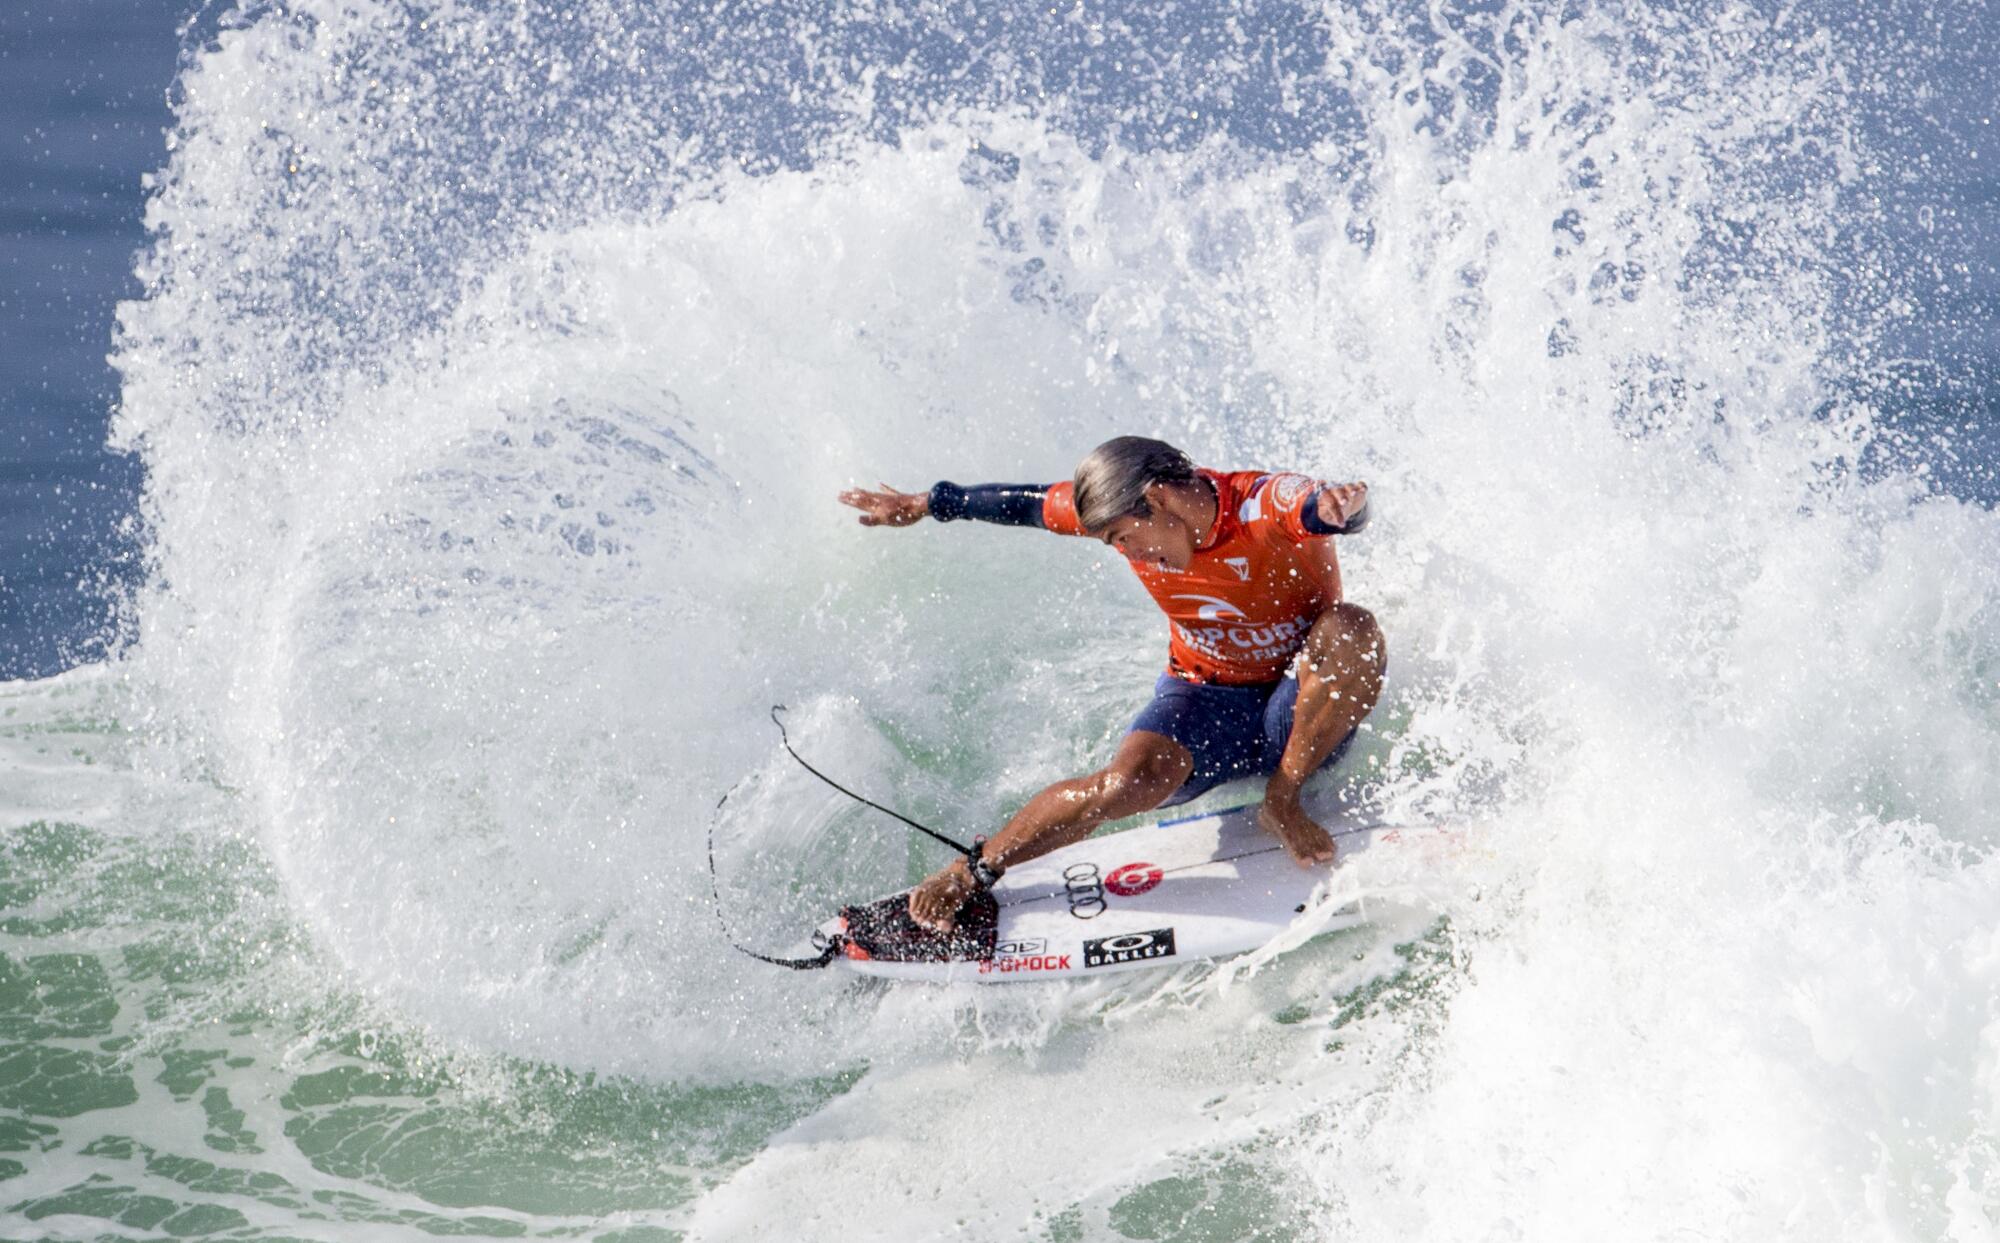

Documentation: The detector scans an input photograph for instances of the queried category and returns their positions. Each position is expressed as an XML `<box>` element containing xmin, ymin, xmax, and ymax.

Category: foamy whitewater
<box><xmin>5</xmin><ymin>0</ymin><xmax>1998</xmax><ymax>1238</ymax></box>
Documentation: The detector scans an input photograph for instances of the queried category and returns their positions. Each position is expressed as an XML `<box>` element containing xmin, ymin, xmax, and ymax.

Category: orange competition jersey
<box><xmin>1041</xmin><ymin>469</ymin><xmax>1340</xmax><ymax>685</ymax></box>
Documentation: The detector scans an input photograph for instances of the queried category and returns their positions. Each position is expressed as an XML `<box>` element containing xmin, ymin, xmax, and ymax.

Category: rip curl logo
<box><xmin>1170</xmin><ymin>594</ymin><xmax>1248</xmax><ymax>621</ymax></box>
<box><xmin>1171</xmin><ymin>614</ymin><xmax>1313</xmax><ymax>659</ymax></box>
<box><xmin>1222</xmin><ymin>557</ymin><xmax>1251</xmax><ymax>581</ymax></box>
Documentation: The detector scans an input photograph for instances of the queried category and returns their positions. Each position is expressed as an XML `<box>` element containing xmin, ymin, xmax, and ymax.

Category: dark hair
<box><xmin>1073</xmin><ymin>437</ymin><xmax>1197</xmax><ymax>533</ymax></box>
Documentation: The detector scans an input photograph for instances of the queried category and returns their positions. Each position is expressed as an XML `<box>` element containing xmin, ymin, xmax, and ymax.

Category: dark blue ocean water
<box><xmin>0</xmin><ymin>1</ymin><xmax>176</xmax><ymax>678</ymax></box>
<box><xmin>2</xmin><ymin>0</ymin><xmax>1995</xmax><ymax>682</ymax></box>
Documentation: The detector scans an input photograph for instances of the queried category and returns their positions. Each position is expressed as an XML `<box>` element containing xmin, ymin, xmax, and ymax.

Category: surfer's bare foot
<box><xmin>908</xmin><ymin>860</ymin><xmax>976</xmax><ymax>933</ymax></box>
<box><xmin>1259</xmin><ymin>787</ymin><xmax>1336</xmax><ymax>867</ymax></box>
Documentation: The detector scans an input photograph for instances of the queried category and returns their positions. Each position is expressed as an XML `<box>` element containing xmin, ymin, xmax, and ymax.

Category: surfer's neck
<box><xmin>1168</xmin><ymin>474</ymin><xmax>1220</xmax><ymax>550</ymax></box>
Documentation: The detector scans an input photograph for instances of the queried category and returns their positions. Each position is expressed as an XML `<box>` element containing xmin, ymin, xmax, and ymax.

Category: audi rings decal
<box><xmin>1063</xmin><ymin>862</ymin><xmax>1106</xmax><ymax>919</ymax></box>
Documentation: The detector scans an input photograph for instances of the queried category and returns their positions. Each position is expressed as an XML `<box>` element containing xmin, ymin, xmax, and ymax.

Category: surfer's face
<box><xmin>1101</xmin><ymin>500</ymin><xmax>1197</xmax><ymax>572</ymax></box>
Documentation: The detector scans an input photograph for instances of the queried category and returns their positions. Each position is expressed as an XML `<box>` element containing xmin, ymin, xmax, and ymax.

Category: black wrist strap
<box><xmin>967</xmin><ymin>836</ymin><xmax>1004</xmax><ymax>889</ymax></box>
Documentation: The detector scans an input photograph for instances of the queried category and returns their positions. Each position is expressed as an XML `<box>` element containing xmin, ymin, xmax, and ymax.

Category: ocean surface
<box><xmin>2</xmin><ymin>0</ymin><xmax>1998</xmax><ymax>1239</ymax></box>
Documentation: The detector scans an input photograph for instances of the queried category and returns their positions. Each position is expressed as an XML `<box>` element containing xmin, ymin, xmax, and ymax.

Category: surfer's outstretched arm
<box><xmin>837</xmin><ymin>481</ymin><xmax>1090</xmax><ymax>534</ymax></box>
<box><xmin>907</xmin><ymin>730</ymin><xmax>1193</xmax><ymax>932</ymax></box>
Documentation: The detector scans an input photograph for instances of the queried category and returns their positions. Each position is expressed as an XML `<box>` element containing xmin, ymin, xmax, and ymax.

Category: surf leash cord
<box><xmin>766</xmin><ymin>705</ymin><xmax>977</xmax><ymax>854</ymax></box>
<box><xmin>706</xmin><ymin>706</ymin><xmax>999</xmax><ymax>971</ymax></box>
<box><xmin>767</xmin><ymin>705</ymin><xmax>1002</xmax><ymax>886</ymax></box>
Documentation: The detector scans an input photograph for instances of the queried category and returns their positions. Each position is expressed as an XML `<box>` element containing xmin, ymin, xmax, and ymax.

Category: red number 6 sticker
<box><xmin>1105</xmin><ymin>862</ymin><xmax>1163</xmax><ymax>897</ymax></box>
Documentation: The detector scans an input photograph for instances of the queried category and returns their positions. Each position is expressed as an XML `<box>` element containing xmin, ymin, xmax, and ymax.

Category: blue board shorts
<box><xmin>1129</xmin><ymin>672</ymin><xmax>1362</xmax><ymax>807</ymax></box>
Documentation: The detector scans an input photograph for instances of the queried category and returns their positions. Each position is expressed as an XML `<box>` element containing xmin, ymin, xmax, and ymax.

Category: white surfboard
<box><xmin>799</xmin><ymin>801</ymin><xmax>1461</xmax><ymax>983</ymax></box>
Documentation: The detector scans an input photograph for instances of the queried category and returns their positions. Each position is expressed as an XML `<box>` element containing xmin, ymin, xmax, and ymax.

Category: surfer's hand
<box><xmin>1258</xmin><ymin>789</ymin><xmax>1337</xmax><ymax>867</ymax></box>
<box><xmin>1315</xmin><ymin>481</ymin><xmax>1368</xmax><ymax>532</ymax></box>
<box><xmin>909</xmin><ymin>859</ymin><xmax>976</xmax><ymax>932</ymax></box>
<box><xmin>839</xmin><ymin>483</ymin><xmax>930</xmax><ymax>528</ymax></box>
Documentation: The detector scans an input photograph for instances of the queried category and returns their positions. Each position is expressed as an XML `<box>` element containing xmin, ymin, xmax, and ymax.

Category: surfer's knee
<box><xmin>1096</xmin><ymin>736</ymin><xmax>1192</xmax><ymax>817</ymax></box>
<box><xmin>1093</xmin><ymin>767</ymin><xmax>1177</xmax><ymax>819</ymax></box>
<box><xmin>1304</xmin><ymin>602</ymin><xmax>1384</xmax><ymax>682</ymax></box>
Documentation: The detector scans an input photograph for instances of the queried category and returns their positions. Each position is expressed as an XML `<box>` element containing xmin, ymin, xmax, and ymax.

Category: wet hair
<box><xmin>1072</xmin><ymin>436</ymin><xmax>1199</xmax><ymax>534</ymax></box>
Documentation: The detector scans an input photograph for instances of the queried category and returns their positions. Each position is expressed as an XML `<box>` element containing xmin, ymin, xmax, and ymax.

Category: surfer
<box><xmin>839</xmin><ymin>436</ymin><xmax>1383</xmax><ymax>933</ymax></box>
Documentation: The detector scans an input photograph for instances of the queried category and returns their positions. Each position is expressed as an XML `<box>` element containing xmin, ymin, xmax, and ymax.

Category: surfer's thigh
<box><xmin>1100</xmin><ymin>729</ymin><xmax>1196</xmax><ymax>815</ymax></box>
<box><xmin>1129</xmin><ymin>673</ymin><xmax>1276</xmax><ymax>806</ymax></box>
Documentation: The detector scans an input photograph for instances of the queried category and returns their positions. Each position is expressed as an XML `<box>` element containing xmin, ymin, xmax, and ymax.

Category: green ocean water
<box><xmin>0</xmin><ymin>675</ymin><xmax>862</xmax><ymax>1239</ymax></box>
